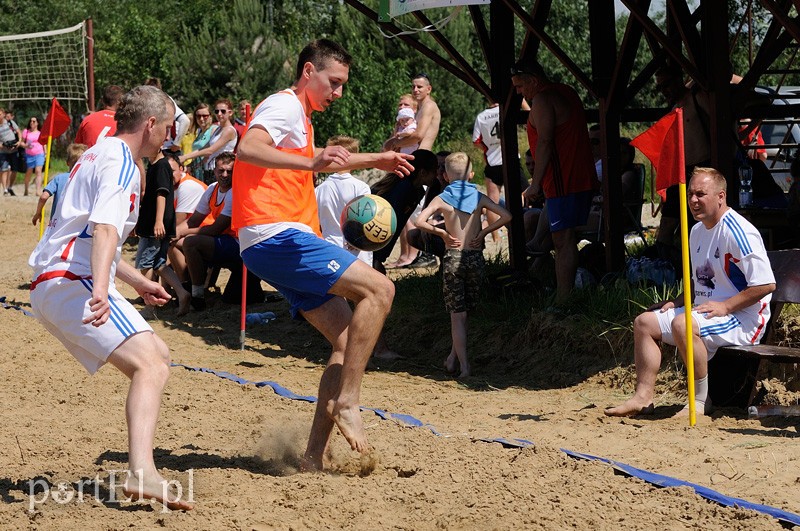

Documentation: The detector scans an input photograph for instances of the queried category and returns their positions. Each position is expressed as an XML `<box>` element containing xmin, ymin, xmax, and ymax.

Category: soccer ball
<box><xmin>340</xmin><ymin>194</ymin><xmax>397</xmax><ymax>252</ymax></box>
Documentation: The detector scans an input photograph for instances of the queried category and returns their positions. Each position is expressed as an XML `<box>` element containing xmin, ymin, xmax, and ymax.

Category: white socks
<box><xmin>695</xmin><ymin>375</ymin><xmax>710</xmax><ymax>413</ymax></box>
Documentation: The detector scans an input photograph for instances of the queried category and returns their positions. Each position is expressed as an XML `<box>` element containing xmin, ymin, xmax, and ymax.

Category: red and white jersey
<box><xmin>28</xmin><ymin>137</ymin><xmax>140</xmax><ymax>283</ymax></box>
<box><xmin>690</xmin><ymin>208</ymin><xmax>774</xmax><ymax>327</ymax></box>
<box><xmin>472</xmin><ymin>105</ymin><xmax>502</xmax><ymax>167</ymax></box>
<box><xmin>174</xmin><ymin>173</ymin><xmax>207</xmax><ymax>214</ymax></box>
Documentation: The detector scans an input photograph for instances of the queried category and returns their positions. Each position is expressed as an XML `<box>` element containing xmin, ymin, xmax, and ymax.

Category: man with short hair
<box><xmin>174</xmin><ymin>152</ymin><xmax>238</xmax><ymax>313</ymax></box>
<box><xmin>0</xmin><ymin>107</ymin><xmax>22</xmax><ymax>195</ymax></box>
<box><xmin>384</xmin><ymin>73</ymin><xmax>441</xmax><ymax>152</ymax></box>
<box><xmin>233</xmin><ymin>99</ymin><xmax>251</xmax><ymax>142</ymax></box>
<box><xmin>235</xmin><ymin>39</ymin><xmax>413</xmax><ymax>469</ymax></box>
<box><xmin>28</xmin><ymin>85</ymin><xmax>193</xmax><ymax>510</ymax></box>
<box><xmin>511</xmin><ymin>60</ymin><xmax>596</xmax><ymax>302</ymax></box>
<box><xmin>605</xmin><ymin>167</ymin><xmax>775</xmax><ymax>418</ymax></box>
<box><xmin>75</xmin><ymin>85</ymin><xmax>124</xmax><ymax>147</ymax></box>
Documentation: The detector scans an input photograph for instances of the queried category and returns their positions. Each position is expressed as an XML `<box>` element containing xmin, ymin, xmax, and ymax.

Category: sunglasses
<box><xmin>213</xmin><ymin>109</ymin><xmax>228</xmax><ymax>114</ymax></box>
<box><xmin>196</xmin><ymin>113</ymin><xmax>210</xmax><ymax>118</ymax></box>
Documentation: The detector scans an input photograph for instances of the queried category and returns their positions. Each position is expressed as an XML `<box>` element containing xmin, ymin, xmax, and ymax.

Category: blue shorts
<box><xmin>212</xmin><ymin>234</ymin><xmax>241</xmax><ymax>265</ymax></box>
<box><xmin>25</xmin><ymin>152</ymin><xmax>44</xmax><ymax>169</ymax></box>
<box><xmin>241</xmin><ymin>229</ymin><xmax>357</xmax><ymax>318</ymax></box>
<box><xmin>546</xmin><ymin>190</ymin><xmax>593</xmax><ymax>232</ymax></box>
<box><xmin>135</xmin><ymin>236</ymin><xmax>169</xmax><ymax>270</ymax></box>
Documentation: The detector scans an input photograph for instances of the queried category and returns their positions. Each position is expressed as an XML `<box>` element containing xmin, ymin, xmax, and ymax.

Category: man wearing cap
<box><xmin>511</xmin><ymin>61</ymin><xmax>596</xmax><ymax>302</ymax></box>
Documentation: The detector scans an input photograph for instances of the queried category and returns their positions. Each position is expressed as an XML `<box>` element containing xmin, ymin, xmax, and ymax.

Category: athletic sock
<box><xmin>695</xmin><ymin>375</ymin><xmax>709</xmax><ymax>411</ymax></box>
<box><xmin>191</xmin><ymin>285</ymin><xmax>204</xmax><ymax>298</ymax></box>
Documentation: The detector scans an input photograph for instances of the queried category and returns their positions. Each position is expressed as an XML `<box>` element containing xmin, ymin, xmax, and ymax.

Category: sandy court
<box><xmin>0</xmin><ymin>195</ymin><xmax>798</xmax><ymax>530</ymax></box>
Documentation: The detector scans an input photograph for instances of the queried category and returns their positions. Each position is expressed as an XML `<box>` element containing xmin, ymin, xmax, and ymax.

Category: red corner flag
<box><xmin>630</xmin><ymin>107</ymin><xmax>685</xmax><ymax>199</ymax></box>
<box><xmin>38</xmin><ymin>98</ymin><xmax>71</xmax><ymax>144</ymax></box>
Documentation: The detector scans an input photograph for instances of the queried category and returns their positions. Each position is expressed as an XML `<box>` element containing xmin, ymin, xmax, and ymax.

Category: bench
<box><xmin>708</xmin><ymin>248</ymin><xmax>800</xmax><ymax>407</ymax></box>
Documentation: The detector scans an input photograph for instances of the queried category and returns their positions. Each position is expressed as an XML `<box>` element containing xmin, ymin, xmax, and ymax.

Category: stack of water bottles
<box><xmin>245</xmin><ymin>311</ymin><xmax>277</xmax><ymax>326</ymax></box>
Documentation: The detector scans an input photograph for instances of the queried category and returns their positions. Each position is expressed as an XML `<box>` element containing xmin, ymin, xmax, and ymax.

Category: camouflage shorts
<box><xmin>442</xmin><ymin>249</ymin><xmax>484</xmax><ymax>313</ymax></box>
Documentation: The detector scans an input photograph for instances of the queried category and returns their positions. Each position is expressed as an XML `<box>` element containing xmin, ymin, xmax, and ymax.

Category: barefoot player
<box><xmin>28</xmin><ymin>85</ymin><xmax>193</xmax><ymax>510</ymax></box>
<box><xmin>234</xmin><ymin>39</ymin><xmax>413</xmax><ymax>468</ymax></box>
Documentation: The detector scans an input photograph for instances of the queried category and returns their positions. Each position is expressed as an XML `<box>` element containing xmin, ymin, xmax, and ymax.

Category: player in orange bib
<box><xmin>234</xmin><ymin>39</ymin><xmax>414</xmax><ymax>469</ymax></box>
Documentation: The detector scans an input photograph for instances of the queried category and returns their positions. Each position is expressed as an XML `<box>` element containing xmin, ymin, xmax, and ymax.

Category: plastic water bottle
<box><xmin>245</xmin><ymin>311</ymin><xmax>276</xmax><ymax>326</ymax></box>
<box><xmin>747</xmin><ymin>405</ymin><xmax>800</xmax><ymax>418</ymax></box>
<box><xmin>738</xmin><ymin>163</ymin><xmax>753</xmax><ymax>207</ymax></box>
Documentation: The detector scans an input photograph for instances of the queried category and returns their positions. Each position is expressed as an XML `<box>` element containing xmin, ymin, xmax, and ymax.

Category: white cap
<box><xmin>396</xmin><ymin>107</ymin><xmax>415</xmax><ymax>121</ymax></box>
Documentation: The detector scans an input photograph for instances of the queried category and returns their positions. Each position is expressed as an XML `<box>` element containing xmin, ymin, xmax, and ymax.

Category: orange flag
<box><xmin>630</xmin><ymin>107</ymin><xmax>685</xmax><ymax>199</ymax></box>
<box><xmin>38</xmin><ymin>98</ymin><xmax>71</xmax><ymax>144</ymax></box>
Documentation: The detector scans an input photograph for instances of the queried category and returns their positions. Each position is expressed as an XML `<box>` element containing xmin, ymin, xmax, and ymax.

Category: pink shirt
<box><xmin>24</xmin><ymin>129</ymin><xmax>44</xmax><ymax>156</ymax></box>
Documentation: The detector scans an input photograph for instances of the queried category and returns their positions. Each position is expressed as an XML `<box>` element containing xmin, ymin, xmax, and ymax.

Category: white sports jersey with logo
<box><xmin>689</xmin><ymin>208</ymin><xmax>774</xmax><ymax>334</ymax></box>
<box><xmin>28</xmin><ymin>137</ymin><xmax>140</xmax><ymax>282</ymax></box>
<box><xmin>472</xmin><ymin>106</ymin><xmax>502</xmax><ymax>167</ymax></box>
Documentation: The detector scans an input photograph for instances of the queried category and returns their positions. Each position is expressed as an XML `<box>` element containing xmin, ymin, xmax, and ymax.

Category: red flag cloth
<box><xmin>38</xmin><ymin>98</ymin><xmax>71</xmax><ymax>145</ymax></box>
<box><xmin>630</xmin><ymin>107</ymin><xmax>685</xmax><ymax>199</ymax></box>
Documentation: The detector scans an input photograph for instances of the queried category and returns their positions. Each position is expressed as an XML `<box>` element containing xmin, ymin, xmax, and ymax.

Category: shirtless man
<box><xmin>415</xmin><ymin>152</ymin><xmax>511</xmax><ymax>377</ymax></box>
<box><xmin>384</xmin><ymin>73</ymin><xmax>441</xmax><ymax>152</ymax></box>
<box><xmin>28</xmin><ymin>85</ymin><xmax>193</xmax><ymax>510</ymax></box>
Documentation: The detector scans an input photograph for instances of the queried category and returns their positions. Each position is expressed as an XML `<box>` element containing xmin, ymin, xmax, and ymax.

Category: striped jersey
<box><xmin>690</xmin><ymin>208</ymin><xmax>774</xmax><ymax>326</ymax></box>
<box><xmin>28</xmin><ymin>137</ymin><xmax>140</xmax><ymax>283</ymax></box>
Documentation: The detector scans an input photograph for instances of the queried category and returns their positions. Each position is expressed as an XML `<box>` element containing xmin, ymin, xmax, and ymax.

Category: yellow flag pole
<box><xmin>675</xmin><ymin>107</ymin><xmax>695</xmax><ymax>427</ymax></box>
<box><xmin>38</xmin><ymin>98</ymin><xmax>57</xmax><ymax>241</ymax></box>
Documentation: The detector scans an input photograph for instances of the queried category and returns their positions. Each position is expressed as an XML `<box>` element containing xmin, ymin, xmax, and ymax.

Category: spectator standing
<box><xmin>0</xmin><ymin>106</ymin><xmax>22</xmax><ymax>195</ymax></box>
<box><xmin>74</xmin><ymin>85</ymin><xmax>123</xmax><ymax>147</ymax></box>
<box><xmin>384</xmin><ymin>74</ymin><xmax>441</xmax><ymax>152</ymax></box>
<box><xmin>22</xmin><ymin>116</ymin><xmax>45</xmax><ymax>196</ymax></box>
<box><xmin>134</xmin><ymin>151</ymin><xmax>191</xmax><ymax>315</ymax></box>
<box><xmin>512</xmin><ymin>60</ymin><xmax>596</xmax><ymax>302</ymax></box>
<box><xmin>180</xmin><ymin>99</ymin><xmax>237</xmax><ymax>184</ymax></box>
<box><xmin>233</xmin><ymin>99</ymin><xmax>251</xmax><ymax>144</ymax></box>
<box><xmin>415</xmin><ymin>152</ymin><xmax>511</xmax><ymax>378</ymax></box>
<box><xmin>184</xmin><ymin>103</ymin><xmax>217</xmax><ymax>178</ymax></box>
<box><xmin>32</xmin><ymin>143</ymin><xmax>87</xmax><ymax>227</ymax></box>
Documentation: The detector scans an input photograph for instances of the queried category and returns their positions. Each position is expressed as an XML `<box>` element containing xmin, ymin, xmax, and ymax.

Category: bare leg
<box><xmin>24</xmin><ymin>168</ymin><xmax>33</xmax><ymax>196</ymax></box>
<box><xmin>156</xmin><ymin>263</ymin><xmax>191</xmax><ymax>316</ymax></box>
<box><xmin>604</xmin><ymin>311</ymin><xmax>664</xmax><ymax>417</ymax></box>
<box><xmin>386</xmin><ymin>223</ymin><xmax>418</xmax><ymax>268</ymax></box>
<box><xmin>550</xmin><ymin>227</ymin><xmax>578</xmax><ymax>303</ymax></box>
<box><xmin>302</xmin><ymin>260</ymin><xmax>394</xmax><ymax>462</ymax></box>
<box><xmin>34</xmin><ymin>165</ymin><xmax>43</xmax><ymax>196</ymax></box>
<box><xmin>485</xmin><ymin>181</ymin><xmax>502</xmax><ymax>242</ymax></box>
<box><xmin>450</xmin><ymin>311</ymin><xmax>469</xmax><ymax>378</ymax></box>
<box><xmin>106</xmin><ymin>332</ymin><xmax>193</xmax><ymax>510</ymax></box>
<box><xmin>168</xmin><ymin>239</ymin><xmax>187</xmax><ymax>283</ymax></box>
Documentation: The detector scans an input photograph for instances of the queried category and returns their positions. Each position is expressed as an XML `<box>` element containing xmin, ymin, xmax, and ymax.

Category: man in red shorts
<box><xmin>512</xmin><ymin>60</ymin><xmax>596</xmax><ymax>302</ymax></box>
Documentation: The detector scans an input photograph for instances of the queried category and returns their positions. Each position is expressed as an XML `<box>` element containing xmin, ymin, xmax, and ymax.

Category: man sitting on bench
<box><xmin>174</xmin><ymin>151</ymin><xmax>239</xmax><ymax>312</ymax></box>
<box><xmin>605</xmin><ymin>167</ymin><xmax>776</xmax><ymax>417</ymax></box>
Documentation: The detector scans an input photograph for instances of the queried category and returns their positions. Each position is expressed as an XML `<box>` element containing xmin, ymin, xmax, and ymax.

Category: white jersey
<box><xmin>690</xmin><ymin>208</ymin><xmax>774</xmax><ymax>328</ymax></box>
<box><xmin>315</xmin><ymin>172</ymin><xmax>372</xmax><ymax>265</ymax></box>
<box><xmin>28</xmin><ymin>137</ymin><xmax>140</xmax><ymax>283</ymax></box>
<box><xmin>472</xmin><ymin>105</ymin><xmax>502</xmax><ymax>167</ymax></box>
<box><xmin>174</xmin><ymin>174</ymin><xmax>207</xmax><ymax>214</ymax></box>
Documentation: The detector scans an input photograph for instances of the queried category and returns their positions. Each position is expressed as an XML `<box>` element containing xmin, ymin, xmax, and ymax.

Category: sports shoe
<box><xmin>6</xmin><ymin>188</ymin><xmax>15</xmax><ymax>196</ymax></box>
<box><xmin>409</xmin><ymin>252</ymin><xmax>437</xmax><ymax>269</ymax></box>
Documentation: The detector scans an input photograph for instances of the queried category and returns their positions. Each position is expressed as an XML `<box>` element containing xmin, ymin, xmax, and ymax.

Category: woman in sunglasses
<box><xmin>182</xmin><ymin>102</ymin><xmax>217</xmax><ymax>178</ymax></box>
<box><xmin>180</xmin><ymin>99</ymin><xmax>237</xmax><ymax>184</ymax></box>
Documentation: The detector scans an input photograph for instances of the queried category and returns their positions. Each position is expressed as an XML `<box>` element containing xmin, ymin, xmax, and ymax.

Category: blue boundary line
<box><xmin>5</xmin><ymin>304</ymin><xmax>797</xmax><ymax>525</ymax></box>
<box><xmin>172</xmin><ymin>362</ymin><xmax>800</xmax><ymax>526</ymax></box>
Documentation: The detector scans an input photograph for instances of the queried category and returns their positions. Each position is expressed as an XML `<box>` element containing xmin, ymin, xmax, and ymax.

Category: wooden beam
<box><xmin>411</xmin><ymin>10</ymin><xmax>491</xmax><ymax>97</ymax></box>
<box><xmin>761</xmin><ymin>0</ymin><xmax>800</xmax><ymax>44</ymax></box>
<box><xmin>343</xmin><ymin>0</ymin><xmax>492</xmax><ymax>100</ymax></box>
<box><xmin>667</xmin><ymin>0</ymin><xmax>705</xmax><ymax>72</ymax></box>
<box><xmin>468</xmin><ymin>5</ymin><xmax>491</xmax><ymax>79</ymax></box>
<box><xmin>621</xmin><ymin>0</ymin><xmax>706</xmax><ymax>88</ymax></box>
<box><xmin>608</xmin><ymin>0</ymin><xmax>652</xmax><ymax>113</ymax></box>
<box><xmin>519</xmin><ymin>0</ymin><xmax>552</xmax><ymax>60</ymax></box>
<box><xmin>500</xmin><ymin>0</ymin><xmax>597</xmax><ymax>99</ymax></box>
<box><xmin>736</xmin><ymin>2</ymin><xmax>794</xmax><ymax>91</ymax></box>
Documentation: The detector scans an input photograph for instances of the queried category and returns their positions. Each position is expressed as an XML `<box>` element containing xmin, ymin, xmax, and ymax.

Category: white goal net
<box><xmin>0</xmin><ymin>22</ymin><xmax>88</xmax><ymax>103</ymax></box>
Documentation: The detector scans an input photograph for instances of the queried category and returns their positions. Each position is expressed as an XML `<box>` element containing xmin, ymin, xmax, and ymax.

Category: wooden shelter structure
<box><xmin>344</xmin><ymin>0</ymin><xmax>800</xmax><ymax>272</ymax></box>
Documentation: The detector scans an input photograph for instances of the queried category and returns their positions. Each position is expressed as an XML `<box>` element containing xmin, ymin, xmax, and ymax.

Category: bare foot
<box><xmin>176</xmin><ymin>289</ymin><xmax>191</xmax><ymax>316</ymax></box>
<box><xmin>444</xmin><ymin>353</ymin><xmax>457</xmax><ymax>374</ymax></box>
<box><xmin>328</xmin><ymin>401</ymin><xmax>369</xmax><ymax>453</ymax></box>
<box><xmin>604</xmin><ymin>398</ymin><xmax>655</xmax><ymax>417</ymax></box>
<box><xmin>457</xmin><ymin>365</ymin><xmax>470</xmax><ymax>379</ymax></box>
<box><xmin>123</xmin><ymin>472</ymin><xmax>194</xmax><ymax>511</ymax></box>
